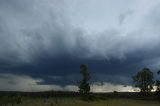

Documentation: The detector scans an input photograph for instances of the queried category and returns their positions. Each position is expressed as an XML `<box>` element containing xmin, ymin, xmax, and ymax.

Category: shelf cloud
<box><xmin>0</xmin><ymin>0</ymin><xmax>160</xmax><ymax>91</ymax></box>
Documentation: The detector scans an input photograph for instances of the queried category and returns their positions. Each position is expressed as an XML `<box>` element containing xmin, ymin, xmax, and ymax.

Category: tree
<box><xmin>156</xmin><ymin>80</ymin><xmax>160</xmax><ymax>92</ymax></box>
<box><xmin>133</xmin><ymin>68</ymin><xmax>154</xmax><ymax>93</ymax></box>
<box><xmin>156</xmin><ymin>70</ymin><xmax>160</xmax><ymax>97</ymax></box>
<box><xmin>79</xmin><ymin>64</ymin><xmax>90</xmax><ymax>95</ymax></box>
<box><xmin>156</xmin><ymin>70</ymin><xmax>160</xmax><ymax>91</ymax></box>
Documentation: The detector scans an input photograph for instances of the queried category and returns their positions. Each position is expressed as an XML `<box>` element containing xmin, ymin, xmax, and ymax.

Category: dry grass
<box><xmin>8</xmin><ymin>97</ymin><xmax>160</xmax><ymax>106</ymax></box>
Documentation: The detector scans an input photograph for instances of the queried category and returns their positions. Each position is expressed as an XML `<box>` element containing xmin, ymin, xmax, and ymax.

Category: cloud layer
<box><xmin>1</xmin><ymin>0</ymin><xmax>160</xmax><ymax>91</ymax></box>
<box><xmin>0</xmin><ymin>74</ymin><xmax>139</xmax><ymax>92</ymax></box>
<box><xmin>0</xmin><ymin>0</ymin><xmax>160</xmax><ymax>64</ymax></box>
<box><xmin>0</xmin><ymin>74</ymin><xmax>79</xmax><ymax>92</ymax></box>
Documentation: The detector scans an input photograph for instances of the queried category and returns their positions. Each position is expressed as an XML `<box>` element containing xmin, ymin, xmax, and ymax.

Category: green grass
<box><xmin>2</xmin><ymin>97</ymin><xmax>160</xmax><ymax>106</ymax></box>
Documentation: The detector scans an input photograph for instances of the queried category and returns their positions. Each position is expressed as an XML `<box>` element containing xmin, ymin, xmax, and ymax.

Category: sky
<box><xmin>0</xmin><ymin>0</ymin><xmax>160</xmax><ymax>92</ymax></box>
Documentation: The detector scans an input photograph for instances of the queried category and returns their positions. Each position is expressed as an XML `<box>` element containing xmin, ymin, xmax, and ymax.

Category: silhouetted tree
<box><xmin>156</xmin><ymin>71</ymin><xmax>160</xmax><ymax>91</ymax></box>
<box><xmin>79</xmin><ymin>64</ymin><xmax>90</xmax><ymax>96</ymax></box>
<box><xmin>133</xmin><ymin>68</ymin><xmax>154</xmax><ymax>93</ymax></box>
<box><xmin>156</xmin><ymin>80</ymin><xmax>160</xmax><ymax>92</ymax></box>
<box><xmin>156</xmin><ymin>70</ymin><xmax>160</xmax><ymax>98</ymax></box>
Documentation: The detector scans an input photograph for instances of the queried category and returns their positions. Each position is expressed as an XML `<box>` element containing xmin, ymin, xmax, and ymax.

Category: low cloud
<box><xmin>0</xmin><ymin>74</ymin><xmax>79</xmax><ymax>92</ymax></box>
<box><xmin>92</xmin><ymin>74</ymin><xmax>132</xmax><ymax>85</ymax></box>
<box><xmin>91</xmin><ymin>82</ymin><xmax>139</xmax><ymax>92</ymax></box>
<box><xmin>0</xmin><ymin>74</ymin><xmax>139</xmax><ymax>92</ymax></box>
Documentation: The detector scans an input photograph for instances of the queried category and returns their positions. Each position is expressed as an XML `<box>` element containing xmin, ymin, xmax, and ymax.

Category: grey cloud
<box><xmin>92</xmin><ymin>74</ymin><xmax>132</xmax><ymax>85</ymax></box>
<box><xmin>0</xmin><ymin>73</ymin><xmax>139</xmax><ymax>92</ymax></box>
<box><xmin>91</xmin><ymin>82</ymin><xmax>139</xmax><ymax>92</ymax></box>
<box><xmin>0</xmin><ymin>73</ymin><xmax>78</xmax><ymax>91</ymax></box>
<box><xmin>0</xmin><ymin>0</ymin><xmax>160</xmax><ymax>69</ymax></box>
<box><xmin>119</xmin><ymin>10</ymin><xmax>133</xmax><ymax>25</ymax></box>
<box><xmin>0</xmin><ymin>0</ymin><xmax>74</xmax><ymax>64</ymax></box>
<box><xmin>1</xmin><ymin>0</ymin><xmax>160</xmax><ymax>92</ymax></box>
<box><xmin>49</xmin><ymin>75</ymin><xmax>63</xmax><ymax>80</ymax></box>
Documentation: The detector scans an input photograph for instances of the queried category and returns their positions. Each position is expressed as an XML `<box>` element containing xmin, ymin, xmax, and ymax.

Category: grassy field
<box><xmin>1</xmin><ymin>97</ymin><xmax>160</xmax><ymax>106</ymax></box>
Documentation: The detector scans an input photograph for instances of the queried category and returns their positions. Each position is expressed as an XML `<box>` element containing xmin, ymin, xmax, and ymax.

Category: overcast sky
<box><xmin>0</xmin><ymin>0</ymin><xmax>160</xmax><ymax>92</ymax></box>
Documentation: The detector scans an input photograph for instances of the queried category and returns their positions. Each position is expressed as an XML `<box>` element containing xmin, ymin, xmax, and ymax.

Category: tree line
<box><xmin>133</xmin><ymin>68</ymin><xmax>160</xmax><ymax>94</ymax></box>
<box><xmin>78</xmin><ymin>64</ymin><xmax>160</xmax><ymax>99</ymax></box>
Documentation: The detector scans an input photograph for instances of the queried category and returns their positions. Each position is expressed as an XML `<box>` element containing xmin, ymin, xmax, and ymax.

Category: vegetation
<box><xmin>0</xmin><ymin>95</ymin><xmax>22</xmax><ymax>106</ymax></box>
<box><xmin>0</xmin><ymin>96</ymin><xmax>160</xmax><ymax>106</ymax></box>
<box><xmin>132</xmin><ymin>68</ymin><xmax>154</xmax><ymax>93</ymax></box>
<box><xmin>156</xmin><ymin>70</ymin><xmax>160</xmax><ymax>98</ymax></box>
<box><xmin>79</xmin><ymin>64</ymin><xmax>91</xmax><ymax>100</ymax></box>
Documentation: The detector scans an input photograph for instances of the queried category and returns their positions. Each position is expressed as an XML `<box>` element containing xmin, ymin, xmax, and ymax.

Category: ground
<box><xmin>3</xmin><ymin>97</ymin><xmax>160</xmax><ymax>106</ymax></box>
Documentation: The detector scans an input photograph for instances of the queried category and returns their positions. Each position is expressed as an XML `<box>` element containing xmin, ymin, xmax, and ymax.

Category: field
<box><xmin>1</xmin><ymin>97</ymin><xmax>160</xmax><ymax>106</ymax></box>
<box><xmin>0</xmin><ymin>92</ymin><xmax>160</xmax><ymax>106</ymax></box>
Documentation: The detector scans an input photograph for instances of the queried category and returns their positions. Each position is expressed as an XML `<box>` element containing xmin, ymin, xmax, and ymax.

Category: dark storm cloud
<box><xmin>1</xmin><ymin>0</ymin><xmax>160</xmax><ymax>91</ymax></box>
<box><xmin>0</xmin><ymin>0</ymin><xmax>160</xmax><ymax>64</ymax></box>
<box><xmin>0</xmin><ymin>0</ymin><xmax>70</xmax><ymax>64</ymax></box>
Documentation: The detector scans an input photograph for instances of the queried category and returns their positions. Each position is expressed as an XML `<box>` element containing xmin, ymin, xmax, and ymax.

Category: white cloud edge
<box><xmin>0</xmin><ymin>74</ymin><xmax>140</xmax><ymax>92</ymax></box>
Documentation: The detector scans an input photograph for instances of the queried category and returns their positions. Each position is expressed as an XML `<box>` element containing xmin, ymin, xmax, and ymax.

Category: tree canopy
<box><xmin>133</xmin><ymin>68</ymin><xmax>154</xmax><ymax>92</ymax></box>
<box><xmin>79</xmin><ymin>64</ymin><xmax>90</xmax><ymax>95</ymax></box>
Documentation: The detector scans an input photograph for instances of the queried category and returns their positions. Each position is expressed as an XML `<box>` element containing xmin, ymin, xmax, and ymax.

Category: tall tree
<box><xmin>133</xmin><ymin>68</ymin><xmax>154</xmax><ymax>93</ymax></box>
<box><xmin>156</xmin><ymin>80</ymin><xmax>160</xmax><ymax>92</ymax></box>
<box><xmin>79</xmin><ymin>64</ymin><xmax>90</xmax><ymax>95</ymax></box>
<box><xmin>156</xmin><ymin>70</ymin><xmax>160</xmax><ymax>95</ymax></box>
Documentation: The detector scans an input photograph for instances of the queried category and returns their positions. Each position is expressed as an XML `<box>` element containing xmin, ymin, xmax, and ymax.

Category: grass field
<box><xmin>2</xmin><ymin>97</ymin><xmax>160</xmax><ymax>106</ymax></box>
